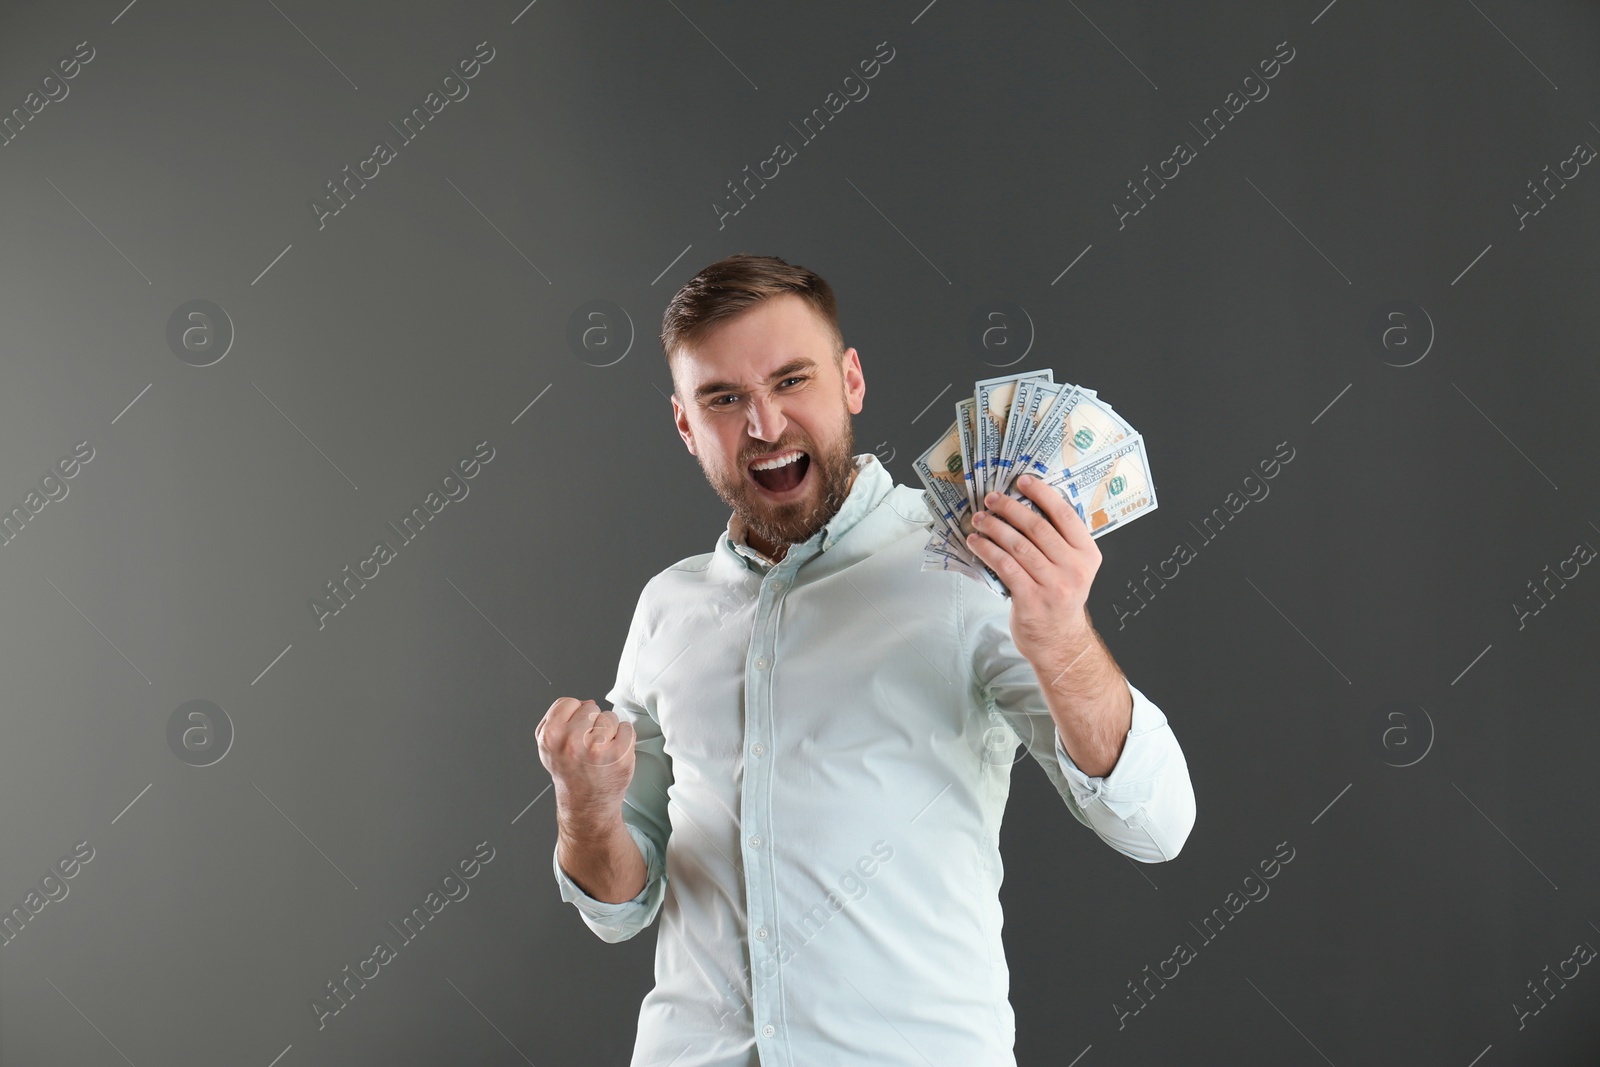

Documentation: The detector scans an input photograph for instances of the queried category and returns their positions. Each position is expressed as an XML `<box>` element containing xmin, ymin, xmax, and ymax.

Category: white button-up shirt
<box><xmin>553</xmin><ymin>452</ymin><xmax>1196</xmax><ymax>1066</ymax></box>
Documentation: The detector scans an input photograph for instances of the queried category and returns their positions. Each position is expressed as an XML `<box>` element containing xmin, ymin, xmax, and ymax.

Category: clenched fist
<box><xmin>536</xmin><ymin>697</ymin><xmax>636</xmax><ymax>819</ymax></box>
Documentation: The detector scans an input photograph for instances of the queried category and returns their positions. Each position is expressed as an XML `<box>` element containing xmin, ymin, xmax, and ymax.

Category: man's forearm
<box><xmin>556</xmin><ymin>804</ymin><xmax>648</xmax><ymax>905</ymax></box>
<box><xmin>1029</xmin><ymin>608</ymin><xmax>1133</xmax><ymax>778</ymax></box>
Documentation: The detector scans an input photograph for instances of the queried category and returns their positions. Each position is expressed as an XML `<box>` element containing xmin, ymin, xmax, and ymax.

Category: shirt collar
<box><xmin>723</xmin><ymin>452</ymin><xmax>891</xmax><ymax>572</ymax></box>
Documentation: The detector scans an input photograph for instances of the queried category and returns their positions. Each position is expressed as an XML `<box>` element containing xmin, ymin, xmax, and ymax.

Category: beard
<box><xmin>703</xmin><ymin>412</ymin><xmax>859</xmax><ymax>552</ymax></box>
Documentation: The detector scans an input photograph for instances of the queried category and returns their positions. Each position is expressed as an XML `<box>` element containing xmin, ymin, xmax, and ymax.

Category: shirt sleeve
<box><xmin>552</xmin><ymin>586</ymin><xmax>675</xmax><ymax>941</ymax></box>
<box><xmin>962</xmin><ymin>579</ymin><xmax>1196</xmax><ymax>863</ymax></box>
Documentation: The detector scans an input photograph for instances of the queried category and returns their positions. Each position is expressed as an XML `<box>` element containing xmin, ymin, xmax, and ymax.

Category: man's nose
<box><xmin>746</xmin><ymin>391</ymin><xmax>787</xmax><ymax>441</ymax></box>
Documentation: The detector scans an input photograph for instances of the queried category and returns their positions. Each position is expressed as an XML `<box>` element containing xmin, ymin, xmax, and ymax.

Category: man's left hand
<box><xmin>965</xmin><ymin>474</ymin><xmax>1100</xmax><ymax>669</ymax></box>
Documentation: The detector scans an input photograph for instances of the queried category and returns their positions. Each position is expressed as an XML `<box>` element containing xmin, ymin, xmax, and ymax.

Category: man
<box><xmin>537</xmin><ymin>254</ymin><xmax>1196</xmax><ymax>1066</ymax></box>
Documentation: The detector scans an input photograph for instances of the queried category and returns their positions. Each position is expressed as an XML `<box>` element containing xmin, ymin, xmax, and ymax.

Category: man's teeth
<box><xmin>750</xmin><ymin>450</ymin><xmax>805</xmax><ymax>471</ymax></box>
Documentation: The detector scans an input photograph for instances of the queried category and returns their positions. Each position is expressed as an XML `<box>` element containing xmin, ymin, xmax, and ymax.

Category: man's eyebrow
<box><xmin>693</xmin><ymin>357</ymin><xmax>817</xmax><ymax>401</ymax></box>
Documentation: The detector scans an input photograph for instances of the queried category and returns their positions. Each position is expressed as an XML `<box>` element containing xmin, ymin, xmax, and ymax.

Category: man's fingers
<box><xmin>542</xmin><ymin>696</ymin><xmax>587</xmax><ymax>731</ymax></box>
<box><xmin>537</xmin><ymin>697</ymin><xmax>603</xmax><ymax>749</ymax></box>
<box><xmin>981</xmin><ymin>485</ymin><xmax>1072</xmax><ymax>567</ymax></box>
<box><xmin>1018</xmin><ymin>474</ymin><xmax>1095</xmax><ymax>552</ymax></box>
<box><xmin>970</xmin><ymin>509</ymin><xmax>1055</xmax><ymax>586</ymax></box>
<box><xmin>580</xmin><ymin>717</ymin><xmax>634</xmax><ymax>769</ymax></box>
<box><xmin>584</xmin><ymin>707</ymin><xmax>619</xmax><ymax>745</ymax></box>
<box><xmin>965</xmin><ymin>527</ymin><xmax>1039</xmax><ymax>595</ymax></box>
<box><xmin>600</xmin><ymin>719</ymin><xmax>635</xmax><ymax>751</ymax></box>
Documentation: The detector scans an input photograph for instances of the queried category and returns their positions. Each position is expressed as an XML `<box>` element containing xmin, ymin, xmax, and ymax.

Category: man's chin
<box><xmin>737</xmin><ymin>485</ymin><xmax>827</xmax><ymax>547</ymax></box>
<box><xmin>711</xmin><ymin>437</ymin><xmax>856</xmax><ymax>549</ymax></box>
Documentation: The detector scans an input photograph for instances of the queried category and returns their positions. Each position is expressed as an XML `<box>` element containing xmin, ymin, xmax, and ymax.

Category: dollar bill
<box><xmin>1040</xmin><ymin>433</ymin><xmax>1158</xmax><ymax>538</ymax></box>
<box><xmin>999</xmin><ymin>385</ymin><xmax>1134</xmax><ymax>497</ymax></box>
<box><xmin>973</xmin><ymin>369</ymin><xmax>1051</xmax><ymax>501</ymax></box>
<box><xmin>994</xmin><ymin>379</ymin><xmax>1063</xmax><ymax>496</ymax></box>
<box><xmin>920</xmin><ymin>545</ymin><xmax>1008</xmax><ymax>595</ymax></box>
<box><xmin>992</xmin><ymin>379</ymin><xmax>1039</xmax><ymax>495</ymax></box>
<box><xmin>919</xmin><ymin>498</ymin><xmax>1007</xmax><ymax>594</ymax></box>
<box><xmin>917</xmin><ymin>372</ymin><xmax>1156</xmax><ymax>595</ymax></box>
<box><xmin>955</xmin><ymin>396</ymin><xmax>982</xmax><ymax>520</ymax></box>
<box><xmin>913</xmin><ymin>419</ymin><xmax>974</xmax><ymax>543</ymax></box>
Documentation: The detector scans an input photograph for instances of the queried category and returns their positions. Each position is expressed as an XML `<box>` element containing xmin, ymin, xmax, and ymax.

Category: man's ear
<box><xmin>671</xmin><ymin>394</ymin><xmax>698</xmax><ymax>455</ymax></box>
<box><xmin>842</xmin><ymin>347</ymin><xmax>866</xmax><ymax>415</ymax></box>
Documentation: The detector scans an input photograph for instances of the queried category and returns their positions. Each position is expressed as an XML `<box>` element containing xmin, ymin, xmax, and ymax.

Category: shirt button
<box><xmin>762</xmin><ymin>1024</ymin><xmax>776</xmax><ymax>1037</ymax></box>
<box><xmin>754</xmin><ymin>657</ymin><xmax>768</xmax><ymax>670</ymax></box>
<box><xmin>771</xmin><ymin>579</ymin><xmax>785</xmax><ymax>591</ymax></box>
<box><xmin>748</xmin><ymin>835</ymin><xmax>762</xmax><ymax>849</ymax></box>
<box><xmin>755</xmin><ymin>926</ymin><xmax>768</xmax><ymax>940</ymax></box>
<box><xmin>751</xmin><ymin>742</ymin><xmax>765</xmax><ymax>756</ymax></box>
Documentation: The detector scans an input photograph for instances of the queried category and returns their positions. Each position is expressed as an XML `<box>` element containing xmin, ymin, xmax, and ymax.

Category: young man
<box><xmin>537</xmin><ymin>254</ymin><xmax>1196</xmax><ymax>1066</ymax></box>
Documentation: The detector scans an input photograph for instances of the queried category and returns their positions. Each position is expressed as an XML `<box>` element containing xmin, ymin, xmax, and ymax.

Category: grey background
<box><xmin>1</xmin><ymin>0</ymin><xmax>1597</xmax><ymax>1064</ymax></box>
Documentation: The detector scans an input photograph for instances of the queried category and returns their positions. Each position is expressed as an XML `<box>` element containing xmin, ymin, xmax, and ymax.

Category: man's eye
<box><xmin>711</xmin><ymin>378</ymin><xmax>804</xmax><ymax>406</ymax></box>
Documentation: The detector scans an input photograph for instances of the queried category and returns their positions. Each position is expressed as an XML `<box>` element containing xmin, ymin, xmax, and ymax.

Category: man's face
<box><xmin>671</xmin><ymin>293</ymin><xmax>867</xmax><ymax>553</ymax></box>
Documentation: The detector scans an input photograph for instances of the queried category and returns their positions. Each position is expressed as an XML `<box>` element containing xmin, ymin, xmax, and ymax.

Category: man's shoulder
<box><xmin>618</xmin><ymin>552</ymin><xmax>719</xmax><ymax>628</ymax></box>
<box><xmin>862</xmin><ymin>483</ymin><xmax>938</xmax><ymax>555</ymax></box>
<box><xmin>653</xmin><ymin>550</ymin><xmax>716</xmax><ymax>583</ymax></box>
<box><xmin>882</xmin><ymin>482</ymin><xmax>934</xmax><ymax>526</ymax></box>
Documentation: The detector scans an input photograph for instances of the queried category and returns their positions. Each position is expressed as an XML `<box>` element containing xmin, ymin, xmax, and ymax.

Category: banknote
<box><xmin>973</xmin><ymin>369</ymin><xmax>1051</xmax><ymax>502</ymax></box>
<box><xmin>920</xmin><ymin>542</ymin><xmax>1008</xmax><ymax>596</ymax></box>
<box><xmin>917</xmin><ymin>371</ymin><xmax>1156</xmax><ymax>596</ymax></box>
<box><xmin>992</xmin><ymin>379</ymin><xmax>1061</xmax><ymax>495</ymax></box>
<box><xmin>955</xmin><ymin>396</ymin><xmax>981</xmax><ymax>519</ymax></box>
<box><xmin>1035</xmin><ymin>433</ymin><xmax>1157</xmax><ymax>538</ymax></box>
<box><xmin>913</xmin><ymin>418</ymin><xmax>973</xmax><ymax>542</ymax></box>
<box><xmin>919</xmin><ymin>495</ymin><xmax>1007</xmax><ymax>595</ymax></box>
<box><xmin>998</xmin><ymin>383</ymin><xmax>1134</xmax><ymax>497</ymax></box>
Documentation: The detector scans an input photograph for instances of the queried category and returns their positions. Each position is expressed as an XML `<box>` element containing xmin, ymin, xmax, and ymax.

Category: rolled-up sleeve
<box><xmin>552</xmin><ymin>587</ymin><xmax>674</xmax><ymax>941</ymax></box>
<box><xmin>963</xmin><ymin>579</ymin><xmax>1196</xmax><ymax>863</ymax></box>
<box><xmin>553</xmin><ymin>820</ymin><xmax>667</xmax><ymax>942</ymax></box>
<box><xmin>1052</xmin><ymin>678</ymin><xmax>1196</xmax><ymax>863</ymax></box>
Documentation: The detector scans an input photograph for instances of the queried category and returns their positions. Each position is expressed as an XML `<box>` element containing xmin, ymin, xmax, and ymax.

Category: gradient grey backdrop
<box><xmin>2</xmin><ymin>0</ymin><xmax>1598</xmax><ymax>1064</ymax></box>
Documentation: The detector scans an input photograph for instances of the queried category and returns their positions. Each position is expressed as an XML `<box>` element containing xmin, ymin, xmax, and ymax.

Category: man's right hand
<box><xmin>536</xmin><ymin>697</ymin><xmax>637</xmax><ymax>817</ymax></box>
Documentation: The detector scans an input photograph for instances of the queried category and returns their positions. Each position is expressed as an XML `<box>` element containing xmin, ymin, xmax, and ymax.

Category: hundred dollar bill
<box><xmin>995</xmin><ymin>379</ymin><xmax>1066</xmax><ymax>495</ymax></box>
<box><xmin>1067</xmin><ymin>390</ymin><xmax>1134</xmax><ymax>451</ymax></box>
<box><xmin>1042</xmin><ymin>433</ymin><xmax>1157</xmax><ymax>538</ymax></box>
<box><xmin>918</xmin><ymin>371</ymin><xmax>1154</xmax><ymax>596</ymax></box>
<box><xmin>920</xmin><ymin>545</ymin><xmax>1008</xmax><ymax>595</ymax></box>
<box><xmin>992</xmin><ymin>379</ymin><xmax>1041</xmax><ymax>495</ymax></box>
<box><xmin>973</xmin><ymin>369</ymin><xmax>1051</xmax><ymax>501</ymax></box>
<box><xmin>921</xmin><ymin>546</ymin><xmax>1008</xmax><ymax>596</ymax></box>
<box><xmin>919</xmin><ymin>511</ymin><xmax>1007</xmax><ymax>594</ymax></box>
<box><xmin>925</xmin><ymin>519</ymin><xmax>973</xmax><ymax>562</ymax></box>
<box><xmin>1000</xmin><ymin>384</ymin><xmax>1134</xmax><ymax>497</ymax></box>
<box><xmin>921</xmin><ymin>490</ymin><xmax>973</xmax><ymax>553</ymax></box>
<box><xmin>913</xmin><ymin>419</ymin><xmax>974</xmax><ymax>544</ymax></box>
<box><xmin>918</xmin><ymin>488</ymin><xmax>1009</xmax><ymax>592</ymax></box>
<box><xmin>955</xmin><ymin>396</ymin><xmax>982</xmax><ymax>519</ymax></box>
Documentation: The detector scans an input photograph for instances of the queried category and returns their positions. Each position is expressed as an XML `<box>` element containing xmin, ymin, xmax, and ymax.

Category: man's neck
<box><xmin>748</xmin><ymin>535</ymin><xmax>787</xmax><ymax>563</ymax></box>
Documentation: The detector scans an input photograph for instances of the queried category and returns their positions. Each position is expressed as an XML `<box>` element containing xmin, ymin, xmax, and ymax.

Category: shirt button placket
<box><xmin>743</xmin><ymin>561</ymin><xmax>791</xmax><ymax>1056</ymax></box>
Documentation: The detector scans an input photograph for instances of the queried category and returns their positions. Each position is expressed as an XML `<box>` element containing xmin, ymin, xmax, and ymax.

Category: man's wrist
<box><xmin>554</xmin><ymin>785</ymin><xmax>625</xmax><ymax>841</ymax></box>
<box><xmin>555</xmin><ymin>809</ymin><xmax>648</xmax><ymax>905</ymax></box>
<box><xmin>1028</xmin><ymin>608</ymin><xmax>1099</xmax><ymax>687</ymax></box>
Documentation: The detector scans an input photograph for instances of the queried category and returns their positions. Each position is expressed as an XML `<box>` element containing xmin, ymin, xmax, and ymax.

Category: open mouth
<box><xmin>748</xmin><ymin>448</ymin><xmax>811</xmax><ymax>496</ymax></box>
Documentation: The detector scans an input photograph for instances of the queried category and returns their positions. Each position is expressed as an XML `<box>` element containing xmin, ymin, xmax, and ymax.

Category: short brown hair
<box><xmin>660</xmin><ymin>254</ymin><xmax>845</xmax><ymax>388</ymax></box>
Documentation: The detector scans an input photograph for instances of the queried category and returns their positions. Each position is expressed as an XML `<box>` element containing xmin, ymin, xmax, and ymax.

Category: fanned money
<box><xmin>973</xmin><ymin>369</ymin><xmax>1051</xmax><ymax>502</ymax></box>
<box><xmin>916</xmin><ymin>372</ymin><xmax>1157</xmax><ymax>596</ymax></box>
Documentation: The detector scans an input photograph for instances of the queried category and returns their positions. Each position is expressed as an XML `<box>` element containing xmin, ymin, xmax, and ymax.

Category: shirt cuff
<box><xmin>1053</xmin><ymin>678</ymin><xmax>1196</xmax><ymax>861</ymax></box>
<box><xmin>552</xmin><ymin>821</ymin><xmax>664</xmax><ymax>942</ymax></box>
